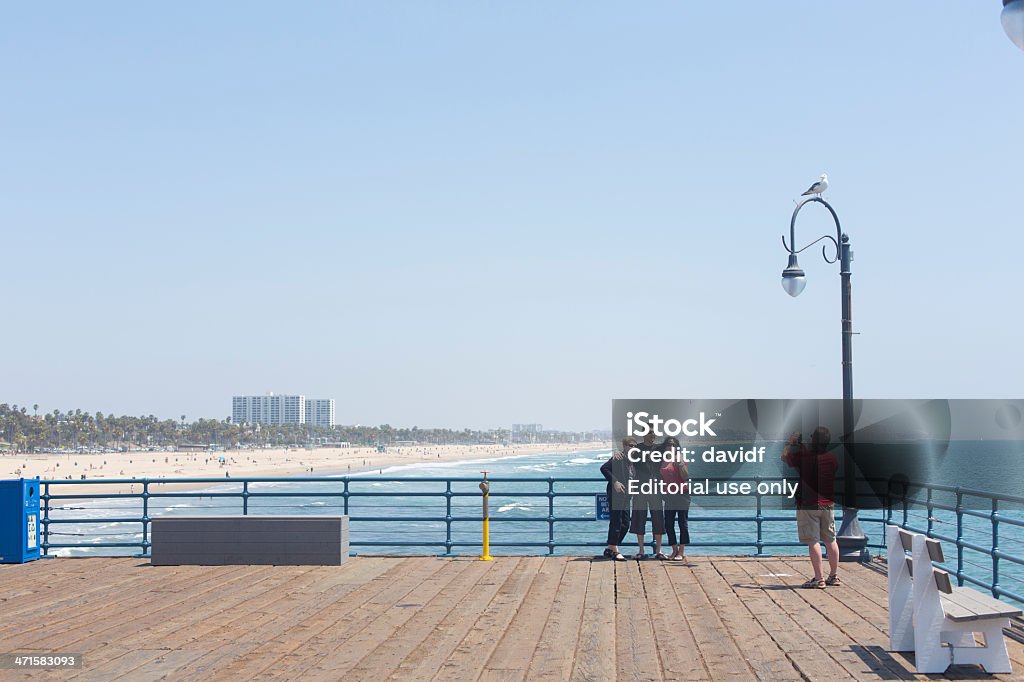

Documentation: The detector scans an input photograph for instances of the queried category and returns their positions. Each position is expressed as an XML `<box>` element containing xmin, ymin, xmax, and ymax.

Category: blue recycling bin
<box><xmin>0</xmin><ymin>478</ymin><xmax>41</xmax><ymax>563</ymax></box>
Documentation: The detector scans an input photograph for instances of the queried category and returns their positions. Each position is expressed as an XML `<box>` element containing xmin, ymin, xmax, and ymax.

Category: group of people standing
<box><xmin>600</xmin><ymin>431</ymin><xmax>690</xmax><ymax>562</ymax></box>
<box><xmin>599</xmin><ymin>425</ymin><xmax>843</xmax><ymax>589</ymax></box>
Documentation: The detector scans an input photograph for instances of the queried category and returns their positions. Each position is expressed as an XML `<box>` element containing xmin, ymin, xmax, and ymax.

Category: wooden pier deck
<box><xmin>3</xmin><ymin>556</ymin><xmax>1024</xmax><ymax>681</ymax></box>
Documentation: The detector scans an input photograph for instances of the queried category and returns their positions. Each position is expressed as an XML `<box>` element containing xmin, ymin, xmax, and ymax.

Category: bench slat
<box><xmin>948</xmin><ymin>587</ymin><xmax>1023</xmax><ymax>620</ymax></box>
<box><xmin>940</xmin><ymin>593</ymin><xmax>980</xmax><ymax>622</ymax></box>
<box><xmin>925</xmin><ymin>538</ymin><xmax>944</xmax><ymax>563</ymax></box>
<box><xmin>898</xmin><ymin>529</ymin><xmax>914</xmax><ymax>552</ymax></box>
<box><xmin>941</xmin><ymin>588</ymin><xmax>1023</xmax><ymax>622</ymax></box>
<box><xmin>933</xmin><ymin>569</ymin><xmax>953</xmax><ymax>595</ymax></box>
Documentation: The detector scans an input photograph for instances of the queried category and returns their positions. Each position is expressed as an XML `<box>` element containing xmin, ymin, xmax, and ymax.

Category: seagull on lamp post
<box><xmin>801</xmin><ymin>173</ymin><xmax>829</xmax><ymax>198</ymax></box>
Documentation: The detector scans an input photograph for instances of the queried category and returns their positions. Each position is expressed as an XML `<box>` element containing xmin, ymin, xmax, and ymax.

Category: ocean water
<box><xmin>40</xmin><ymin>446</ymin><xmax>1024</xmax><ymax>604</ymax></box>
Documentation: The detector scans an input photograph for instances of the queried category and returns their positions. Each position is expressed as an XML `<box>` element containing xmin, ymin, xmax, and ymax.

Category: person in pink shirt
<box><xmin>660</xmin><ymin>436</ymin><xmax>690</xmax><ymax>562</ymax></box>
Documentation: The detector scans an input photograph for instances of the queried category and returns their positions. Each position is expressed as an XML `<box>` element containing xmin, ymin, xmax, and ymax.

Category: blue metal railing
<box><xmin>38</xmin><ymin>475</ymin><xmax>892</xmax><ymax>556</ymax></box>
<box><xmin>37</xmin><ymin>474</ymin><xmax>1024</xmax><ymax>605</ymax></box>
<box><xmin>882</xmin><ymin>481</ymin><xmax>1024</xmax><ymax>605</ymax></box>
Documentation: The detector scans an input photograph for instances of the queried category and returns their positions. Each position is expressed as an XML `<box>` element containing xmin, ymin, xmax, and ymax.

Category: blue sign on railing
<box><xmin>595</xmin><ymin>493</ymin><xmax>609</xmax><ymax>520</ymax></box>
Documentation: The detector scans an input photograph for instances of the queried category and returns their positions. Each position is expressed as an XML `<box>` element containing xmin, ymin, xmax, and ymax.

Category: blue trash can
<box><xmin>0</xmin><ymin>478</ymin><xmax>42</xmax><ymax>563</ymax></box>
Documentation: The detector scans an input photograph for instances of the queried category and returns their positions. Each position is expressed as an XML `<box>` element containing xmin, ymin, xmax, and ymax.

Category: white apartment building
<box><xmin>232</xmin><ymin>394</ymin><xmax>335</xmax><ymax>427</ymax></box>
<box><xmin>232</xmin><ymin>393</ymin><xmax>306</xmax><ymax>426</ymax></box>
<box><xmin>511</xmin><ymin>423</ymin><xmax>543</xmax><ymax>443</ymax></box>
<box><xmin>305</xmin><ymin>398</ymin><xmax>336</xmax><ymax>428</ymax></box>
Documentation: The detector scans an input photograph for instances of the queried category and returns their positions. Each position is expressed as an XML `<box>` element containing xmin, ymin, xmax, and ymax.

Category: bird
<box><xmin>801</xmin><ymin>173</ymin><xmax>829</xmax><ymax>198</ymax></box>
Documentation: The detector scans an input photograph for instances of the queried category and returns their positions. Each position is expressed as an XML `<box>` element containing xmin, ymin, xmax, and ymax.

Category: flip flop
<box><xmin>655</xmin><ymin>552</ymin><xmax>669</xmax><ymax>561</ymax></box>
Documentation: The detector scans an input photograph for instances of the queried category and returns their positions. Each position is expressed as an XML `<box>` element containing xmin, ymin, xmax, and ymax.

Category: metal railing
<box><xmin>883</xmin><ymin>481</ymin><xmax>1024</xmax><ymax>605</ymax></box>
<box><xmin>37</xmin><ymin>474</ymin><xmax>1024</xmax><ymax>605</ymax></box>
<box><xmin>38</xmin><ymin>475</ymin><xmax>891</xmax><ymax>557</ymax></box>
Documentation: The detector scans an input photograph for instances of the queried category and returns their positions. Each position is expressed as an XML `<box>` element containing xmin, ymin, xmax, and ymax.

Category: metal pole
<box><xmin>141</xmin><ymin>480</ymin><xmax>151</xmax><ymax>557</ymax></box>
<box><xmin>41</xmin><ymin>481</ymin><xmax>50</xmax><ymax>557</ymax></box>
<box><xmin>784</xmin><ymin>198</ymin><xmax>867</xmax><ymax>561</ymax></box>
<box><xmin>992</xmin><ymin>498</ymin><xmax>1000</xmax><ymax>598</ymax></box>
<box><xmin>479</xmin><ymin>471</ymin><xmax>493</xmax><ymax>561</ymax></box>
<box><xmin>444</xmin><ymin>479</ymin><xmax>453</xmax><ymax>557</ymax></box>
<box><xmin>835</xmin><ymin>231</ymin><xmax>867</xmax><ymax>560</ymax></box>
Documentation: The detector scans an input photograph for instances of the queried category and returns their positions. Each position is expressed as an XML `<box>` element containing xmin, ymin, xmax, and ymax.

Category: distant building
<box><xmin>305</xmin><ymin>398</ymin><xmax>336</xmax><ymax>428</ymax></box>
<box><xmin>512</xmin><ymin>423</ymin><xmax>543</xmax><ymax>443</ymax></box>
<box><xmin>232</xmin><ymin>393</ymin><xmax>307</xmax><ymax>426</ymax></box>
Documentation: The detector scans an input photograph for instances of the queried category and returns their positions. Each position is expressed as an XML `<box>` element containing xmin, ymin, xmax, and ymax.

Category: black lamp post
<box><xmin>782</xmin><ymin>196</ymin><xmax>868</xmax><ymax>561</ymax></box>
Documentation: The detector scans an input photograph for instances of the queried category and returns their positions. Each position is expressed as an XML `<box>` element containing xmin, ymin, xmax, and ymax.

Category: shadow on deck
<box><xmin>2</xmin><ymin>555</ymin><xmax>1023</xmax><ymax>680</ymax></box>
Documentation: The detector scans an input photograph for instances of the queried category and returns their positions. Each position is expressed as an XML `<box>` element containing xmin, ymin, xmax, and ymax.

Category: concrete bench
<box><xmin>151</xmin><ymin>515</ymin><xmax>349</xmax><ymax>566</ymax></box>
<box><xmin>887</xmin><ymin>524</ymin><xmax>1021</xmax><ymax>673</ymax></box>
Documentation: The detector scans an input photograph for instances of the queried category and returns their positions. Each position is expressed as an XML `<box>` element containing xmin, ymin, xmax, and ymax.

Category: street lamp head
<box><xmin>1004</xmin><ymin>0</ymin><xmax>1024</xmax><ymax>51</ymax></box>
<box><xmin>781</xmin><ymin>254</ymin><xmax>807</xmax><ymax>297</ymax></box>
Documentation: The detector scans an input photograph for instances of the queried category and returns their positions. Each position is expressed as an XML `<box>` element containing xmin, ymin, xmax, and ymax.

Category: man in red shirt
<box><xmin>782</xmin><ymin>426</ymin><xmax>841</xmax><ymax>589</ymax></box>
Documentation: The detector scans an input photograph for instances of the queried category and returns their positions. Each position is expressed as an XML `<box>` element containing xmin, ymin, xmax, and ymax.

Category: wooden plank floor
<box><xmin>3</xmin><ymin>556</ymin><xmax>1024</xmax><ymax>681</ymax></box>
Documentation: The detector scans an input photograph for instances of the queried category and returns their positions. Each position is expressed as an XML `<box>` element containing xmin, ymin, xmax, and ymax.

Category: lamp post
<box><xmin>1004</xmin><ymin>0</ymin><xmax>1024</xmax><ymax>51</ymax></box>
<box><xmin>782</xmin><ymin>196</ymin><xmax>868</xmax><ymax>561</ymax></box>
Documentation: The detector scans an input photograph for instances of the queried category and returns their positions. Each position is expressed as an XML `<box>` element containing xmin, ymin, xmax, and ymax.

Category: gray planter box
<box><xmin>151</xmin><ymin>515</ymin><xmax>349</xmax><ymax>566</ymax></box>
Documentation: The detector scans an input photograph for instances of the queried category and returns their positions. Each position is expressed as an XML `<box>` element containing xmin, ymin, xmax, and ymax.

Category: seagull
<box><xmin>801</xmin><ymin>173</ymin><xmax>829</xmax><ymax>198</ymax></box>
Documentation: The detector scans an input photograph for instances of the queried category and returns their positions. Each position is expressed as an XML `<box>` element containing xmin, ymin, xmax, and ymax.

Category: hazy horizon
<box><xmin>4</xmin><ymin>2</ymin><xmax>1023</xmax><ymax>431</ymax></box>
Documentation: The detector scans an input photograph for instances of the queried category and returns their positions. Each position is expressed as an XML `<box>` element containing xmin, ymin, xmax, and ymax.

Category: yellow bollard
<box><xmin>479</xmin><ymin>471</ymin><xmax>493</xmax><ymax>561</ymax></box>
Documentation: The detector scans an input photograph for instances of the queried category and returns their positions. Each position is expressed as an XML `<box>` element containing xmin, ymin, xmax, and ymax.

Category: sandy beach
<box><xmin>0</xmin><ymin>442</ymin><xmax>608</xmax><ymax>495</ymax></box>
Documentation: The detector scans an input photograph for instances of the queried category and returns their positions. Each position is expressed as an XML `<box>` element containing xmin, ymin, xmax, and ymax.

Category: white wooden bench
<box><xmin>887</xmin><ymin>524</ymin><xmax>1022</xmax><ymax>673</ymax></box>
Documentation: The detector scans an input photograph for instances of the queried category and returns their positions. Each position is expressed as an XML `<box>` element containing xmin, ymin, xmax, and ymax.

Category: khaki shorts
<box><xmin>797</xmin><ymin>506</ymin><xmax>836</xmax><ymax>544</ymax></box>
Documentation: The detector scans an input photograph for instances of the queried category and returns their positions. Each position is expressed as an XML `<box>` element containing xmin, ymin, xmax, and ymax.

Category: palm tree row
<box><xmin>0</xmin><ymin>404</ymin><xmax>581</xmax><ymax>452</ymax></box>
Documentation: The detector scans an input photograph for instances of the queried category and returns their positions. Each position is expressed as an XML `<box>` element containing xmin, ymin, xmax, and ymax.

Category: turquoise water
<box><xmin>42</xmin><ymin>446</ymin><xmax>1024</xmax><ymax>604</ymax></box>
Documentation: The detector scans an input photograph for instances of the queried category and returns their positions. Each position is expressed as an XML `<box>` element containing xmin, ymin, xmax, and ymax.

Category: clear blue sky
<box><xmin>3</xmin><ymin>2</ymin><xmax>1022</xmax><ymax>431</ymax></box>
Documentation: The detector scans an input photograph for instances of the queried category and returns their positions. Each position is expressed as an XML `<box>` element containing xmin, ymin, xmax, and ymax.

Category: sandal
<box><xmin>633</xmin><ymin>553</ymin><xmax>647</xmax><ymax>560</ymax></box>
<box><xmin>801</xmin><ymin>577</ymin><xmax>826</xmax><ymax>589</ymax></box>
<box><xmin>655</xmin><ymin>552</ymin><xmax>669</xmax><ymax>561</ymax></box>
<box><xmin>825</xmin><ymin>574</ymin><xmax>841</xmax><ymax>587</ymax></box>
<box><xmin>670</xmin><ymin>554</ymin><xmax>682</xmax><ymax>561</ymax></box>
<box><xmin>603</xmin><ymin>548</ymin><xmax>627</xmax><ymax>562</ymax></box>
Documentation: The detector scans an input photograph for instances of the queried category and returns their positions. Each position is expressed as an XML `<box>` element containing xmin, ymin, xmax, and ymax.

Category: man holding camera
<box><xmin>783</xmin><ymin>427</ymin><xmax>841</xmax><ymax>589</ymax></box>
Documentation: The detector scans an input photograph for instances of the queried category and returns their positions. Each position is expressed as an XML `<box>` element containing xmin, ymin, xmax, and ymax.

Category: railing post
<box><xmin>991</xmin><ymin>497</ymin><xmax>1000</xmax><ymax>598</ymax></box>
<box><xmin>443</xmin><ymin>480</ymin><xmax>453</xmax><ymax>557</ymax></box>
<box><xmin>242</xmin><ymin>481</ymin><xmax>249</xmax><ymax>515</ymax></box>
<box><xmin>547</xmin><ymin>477</ymin><xmax>555</xmax><ymax>555</ymax></box>
<box><xmin>926</xmin><ymin>486</ymin><xmax>934</xmax><ymax>537</ymax></box>
<box><xmin>902</xmin><ymin>483</ymin><xmax>909</xmax><ymax>528</ymax></box>
<box><xmin>41</xmin><ymin>481</ymin><xmax>50</xmax><ymax>557</ymax></box>
<box><xmin>754</xmin><ymin>476</ymin><xmax>766</xmax><ymax>556</ymax></box>
<box><xmin>955</xmin><ymin>488</ymin><xmax>964</xmax><ymax>587</ymax></box>
<box><xmin>879</xmin><ymin>505</ymin><xmax>887</xmax><ymax>551</ymax></box>
<box><xmin>342</xmin><ymin>478</ymin><xmax>350</xmax><ymax>516</ymax></box>
<box><xmin>141</xmin><ymin>480</ymin><xmax>151</xmax><ymax>557</ymax></box>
